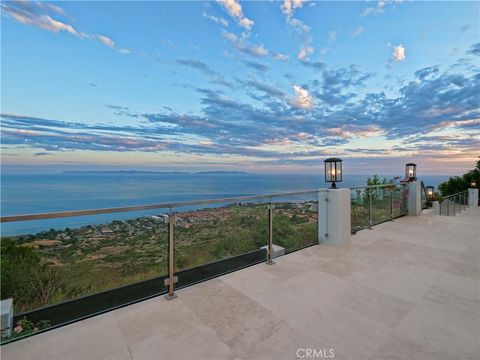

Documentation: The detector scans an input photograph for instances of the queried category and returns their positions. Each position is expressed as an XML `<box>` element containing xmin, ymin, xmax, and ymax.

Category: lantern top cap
<box><xmin>324</xmin><ymin>158</ymin><xmax>342</xmax><ymax>162</ymax></box>
<box><xmin>406</xmin><ymin>163</ymin><xmax>416</xmax><ymax>166</ymax></box>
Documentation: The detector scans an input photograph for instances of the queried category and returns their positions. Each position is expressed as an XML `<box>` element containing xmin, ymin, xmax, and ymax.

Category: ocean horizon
<box><xmin>1</xmin><ymin>172</ymin><xmax>450</xmax><ymax>235</ymax></box>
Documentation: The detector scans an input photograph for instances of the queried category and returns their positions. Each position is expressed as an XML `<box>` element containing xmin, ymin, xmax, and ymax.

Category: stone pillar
<box><xmin>1</xmin><ymin>298</ymin><xmax>13</xmax><ymax>338</ymax></box>
<box><xmin>318</xmin><ymin>189</ymin><xmax>351</xmax><ymax>245</ymax></box>
<box><xmin>432</xmin><ymin>201</ymin><xmax>440</xmax><ymax>215</ymax></box>
<box><xmin>408</xmin><ymin>181</ymin><xmax>421</xmax><ymax>216</ymax></box>
<box><xmin>468</xmin><ymin>188</ymin><xmax>479</xmax><ymax>207</ymax></box>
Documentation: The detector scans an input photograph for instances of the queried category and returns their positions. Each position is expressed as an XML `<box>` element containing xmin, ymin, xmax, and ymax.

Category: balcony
<box><xmin>1</xmin><ymin>198</ymin><xmax>478</xmax><ymax>359</ymax></box>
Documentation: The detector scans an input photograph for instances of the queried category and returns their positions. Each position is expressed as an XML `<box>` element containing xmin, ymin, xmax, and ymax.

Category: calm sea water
<box><xmin>0</xmin><ymin>173</ymin><xmax>449</xmax><ymax>235</ymax></box>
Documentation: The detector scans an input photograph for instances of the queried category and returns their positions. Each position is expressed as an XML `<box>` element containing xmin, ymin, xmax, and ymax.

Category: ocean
<box><xmin>0</xmin><ymin>173</ymin><xmax>449</xmax><ymax>236</ymax></box>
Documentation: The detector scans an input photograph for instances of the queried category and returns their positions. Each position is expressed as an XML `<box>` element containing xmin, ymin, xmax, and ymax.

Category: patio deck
<box><xmin>2</xmin><ymin>207</ymin><xmax>479</xmax><ymax>360</ymax></box>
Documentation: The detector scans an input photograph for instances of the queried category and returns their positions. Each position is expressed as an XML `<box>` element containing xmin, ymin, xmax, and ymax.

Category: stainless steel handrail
<box><xmin>439</xmin><ymin>190</ymin><xmax>468</xmax><ymax>216</ymax></box>
<box><xmin>440</xmin><ymin>190</ymin><xmax>468</xmax><ymax>200</ymax></box>
<box><xmin>350</xmin><ymin>183</ymin><xmax>401</xmax><ymax>190</ymax></box>
<box><xmin>0</xmin><ymin>189</ymin><xmax>323</xmax><ymax>223</ymax></box>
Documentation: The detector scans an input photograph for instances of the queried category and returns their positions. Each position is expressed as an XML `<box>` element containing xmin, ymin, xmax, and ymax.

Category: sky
<box><xmin>1</xmin><ymin>0</ymin><xmax>479</xmax><ymax>175</ymax></box>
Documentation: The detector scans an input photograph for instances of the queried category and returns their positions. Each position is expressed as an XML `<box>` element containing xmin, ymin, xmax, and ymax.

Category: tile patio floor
<box><xmin>2</xmin><ymin>207</ymin><xmax>479</xmax><ymax>360</ymax></box>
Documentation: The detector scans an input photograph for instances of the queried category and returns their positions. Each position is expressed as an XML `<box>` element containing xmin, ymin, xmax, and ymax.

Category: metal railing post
<box><xmin>447</xmin><ymin>198</ymin><xmax>449</xmax><ymax>216</ymax></box>
<box><xmin>368</xmin><ymin>189</ymin><xmax>373</xmax><ymax>229</ymax></box>
<box><xmin>390</xmin><ymin>188</ymin><xmax>394</xmax><ymax>221</ymax></box>
<box><xmin>453</xmin><ymin>195</ymin><xmax>456</xmax><ymax>216</ymax></box>
<box><xmin>267</xmin><ymin>202</ymin><xmax>275</xmax><ymax>265</ymax></box>
<box><xmin>164</xmin><ymin>211</ymin><xmax>178</xmax><ymax>300</ymax></box>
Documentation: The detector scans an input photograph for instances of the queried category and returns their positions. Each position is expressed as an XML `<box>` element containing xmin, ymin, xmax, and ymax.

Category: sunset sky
<box><xmin>1</xmin><ymin>0</ymin><xmax>479</xmax><ymax>175</ymax></box>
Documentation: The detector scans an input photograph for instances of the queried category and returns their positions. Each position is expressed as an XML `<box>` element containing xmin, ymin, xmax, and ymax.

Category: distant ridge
<box><xmin>195</xmin><ymin>171</ymin><xmax>248</xmax><ymax>175</ymax></box>
<box><xmin>62</xmin><ymin>170</ymin><xmax>249</xmax><ymax>175</ymax></box>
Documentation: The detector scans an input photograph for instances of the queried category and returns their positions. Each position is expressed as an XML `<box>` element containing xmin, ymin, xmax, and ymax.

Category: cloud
<box><xmin>362</xmin><ymin>0</ymin><xmax>403</xmax><ymax>17</ymax></box>
<box><xmin>392</xmin><ymin>44</ymin><xmax>406</xmax><ymax>62</ymax></box>
<box><xmin>299</xmin><ymin>60</ymin><xmax>325</xmax><ymax>70</ymax></box>
<box><xmin>223</xmin><ymin>31</ymin><xmax>268</xmax><ymax>57</ymax></box>
<box><xmin>328</xmin><ymin>31</ymin><xmax>337</xmax><ymax>44</ymax></box>
<box><xmin>94</xmin><ymin>34</ymin><xmax>115</xmax><ymax>48</ymax></box>
<box><xmin>414</xmin><ymin>65</ymin><xmax>439</xmax><ymax>80</ymax></box>
<box><xmin>274</xmin><ymin>53</ymin><xmax>290</xmax><ymax>61</ymax></box>
<box><xmin>243</xmin><ymin>79</ymin><xmax>285</xmax><ymax>98</ymax></box>
<box><xmin>312</xmin><ymin>65</ymin><xmax>375</xmax><ymax>105</ymax></box>
<box><xmin>297</xmin><ymin>46</ymin><xmax>314</xmax><ymax>60</ymax></box>
<box><xmin>326</xmin><ymin>125</ymin><xmax>383</xmax><ymax>139</ymax></box>
<box><xmin>281</xmin><ymin>0</ymin><xmax>306</xmax><ymax>17</ymax></box>
<box><xmin>176</xmin><ymin>59</ymin><xmax>216</xmax><ymax>76</ymax></box>
<box><xmin>467</xmin><ymin>42</ymin><xmax>480</xmax><ymax>56</ymax></box>
<box><xmin>2</xmin><ymin>50</ymin><xmax>478</xmax><ymax>168</ymax></box>
<box><xmin>459</xmin><ymin>24</ymin><xmax>471</xmax><ymax>33</ymax></box>
<box><xmin>352</xmin><ymin>26</ymin><xmax>365</xmax><ymax>37</ymax></box>
<box><xmin>362</xmin><ymin>1</ymin><xmax>386</xmax><ymax>16</ymax></box>
<box><xmin>1</xmin><ymin>1</ymin><xmax>79</xmax><ymax>36</ymax></box>
<box><xmin>244</xmin><ymin>60</ymin><xmax>270</xmax><ymax>72</ymax></box>
<box><xmin>202</xmin><ymin>12</ymin><xmax>229</xmax><ymax>27</ymax></box>
<box><xmin>281</xmin><ymin>4</ymin><xmax>313</xmax><ymax>63</ymax></box>
<box><xmin>1</xmin><ymin>1</ymin><xmax>130</xmax><ymax>54</ymax></box>
<box><xmin>176</xmin><ymin>58</ymin><xmax>234</xmax><ymax>88</ymax></box>
<box><xmin>217</xmin><ymin>0</ymin><xmax>254</xmax><ymax>30</ymax></box>
<box><xmin>289</xmin><ymin>85</ymin><xmax>313</xmax><ymax>109</ymax></box>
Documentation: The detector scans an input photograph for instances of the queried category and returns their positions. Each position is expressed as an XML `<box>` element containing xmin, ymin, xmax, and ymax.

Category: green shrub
<box><xmin>0</xmin><ymin>239</ymin><xmax>63</xmax><ymax>311</ymax></box>
<box><xmin>438</xmin><ymin>158</ymin><xmax>480</xmax><ymax>197</ymax></box>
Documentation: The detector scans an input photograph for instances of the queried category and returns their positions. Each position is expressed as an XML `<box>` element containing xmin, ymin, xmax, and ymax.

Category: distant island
<box><xmin>195</xmin><ymin>171</ymin><xmax>248</xmax><ymax>175</ymax></box>
<box><xmin>62</xmin><ymin>170</ymin><xmax>249</xmax><ymax>175</ymax></box>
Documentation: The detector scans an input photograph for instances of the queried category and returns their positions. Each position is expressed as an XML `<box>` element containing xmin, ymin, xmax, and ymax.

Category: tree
<box><xmin>438</xmin><ymin>158</ymin><xmax>480</xmax><ymax>197</ymax></box>
<box><xmin>1</xmin><ymin>239</ymin><xmax>63</xmax><ymax>311</ymax></box>
<box><xmin>366</xmin><ymin>175</ymin><xmax>400</xmax><ymax>186</ymax></box>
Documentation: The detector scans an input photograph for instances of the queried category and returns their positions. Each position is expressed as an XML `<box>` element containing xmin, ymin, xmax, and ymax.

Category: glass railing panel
<box><xmin>351</xmin><ymin>188</ymin><xmax>370</xmax><ymax>232</ymax></box>
<box><xmin>371</xmin><ymin>187</ymin><xmax>392</xmax><ymax>225</ymax></box>
<box><xmin>1</xmin><ymin>209</ymin><xmax>169</xmax><ymax>342</ymax></box>
<box><xmin>421</xmin><ymin>183</ymin><xmax>428</xmax><ymax>209</ymax></box>
<box><xmin>173</xmin><ymin>199</ymin><xmax>268</xmax><ymax>283</ymax></box>
<box><xmin>440</xmin><ymin>198</ymin><xmax>453</xmax><ymax>215</ymax></box>
<box><xmin>271</xmin><ymin>193</ymin><xmax>318</xmax><ymax>253</ymax></box>
<box><xmin>392</xmin><ymin>184</ymin><xmax>409</xmax><ymax>217</ymax></box>
<box><xmin>458</xmin><ymin>193</ymin><xmax>467</xmax><ymax>211</ymax></box>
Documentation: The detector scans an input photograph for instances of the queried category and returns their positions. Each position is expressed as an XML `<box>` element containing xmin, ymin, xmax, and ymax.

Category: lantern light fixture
<box><xmin>471</xmin><ymin>180</ymin><xmax>477</xmax><ymax>188</ymax></box>
<box><xmin>324</xmin><ymin>158</ymin><xmax>343</xmax><ymax>189</ymax></box>
<box><xmin>426</xmin><ymin>186</ymin><xmax>434</xmax><ymax>200</ymax></box>
<box><xmin>405</xmin><ymin>163</ymin><xmax>417</xmax><ymax>181</ymax></box>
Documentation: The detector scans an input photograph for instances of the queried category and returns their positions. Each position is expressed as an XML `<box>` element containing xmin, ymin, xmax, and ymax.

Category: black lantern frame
<box><xmin>324</xmin><ymin>158</ymin><xmax>343</xmax><ymax>189</ymax></box>
<box><xmin>426</xmin><ymin>186</ymin><xmax>434</xmax><ymax>200</ymax></box>
<box><xmin>405</xmin><ymin>163</ymin><xmax>417</xmax><ymax>181</ymax></box>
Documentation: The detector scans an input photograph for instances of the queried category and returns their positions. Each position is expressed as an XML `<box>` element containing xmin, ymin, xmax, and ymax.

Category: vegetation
<box><xmin>438</xmin><ymin>158</ymin><xmax>480</xmax><ymax>197</ymax></box>
<box><xmin>0</xmin><ymin>239</ymin><xmax>65</xmax><ymax>311</ymax></box>
<box><xmin>1</xmin><ymin>317</ymin><xmax>50</xmax><ymax>341</ymax></box>
<box><xmin>350</xmin><ymin>175</ymin><xmax>408</xmax><ymax>232</ymax></box>
<box><xmin>366</xmin><ymin>175</ymin><xmax>400</xmax><ymax>186</ymax></box>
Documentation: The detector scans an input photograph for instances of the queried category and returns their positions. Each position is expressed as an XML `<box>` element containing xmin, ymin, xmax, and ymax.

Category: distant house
<box><xmin>100</xmin><ymin>226</ymin><xmax>114</xmax><ymax>234</ymax></box>
<box><xmin>56</xmin><ymin>233</ymin><xmax>71</xmax><ymax>241</ymax></box>
<box><xmin>153</xmin><ymin>214</ymin><xmax>169</xmax><ymax>223</ymax></box>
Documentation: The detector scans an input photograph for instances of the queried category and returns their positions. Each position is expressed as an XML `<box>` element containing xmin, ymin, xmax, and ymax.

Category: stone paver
<box><xmin>2</xmin><ymin>207</ymin><xmax>479</xmax><ymax>360</ymax></box>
